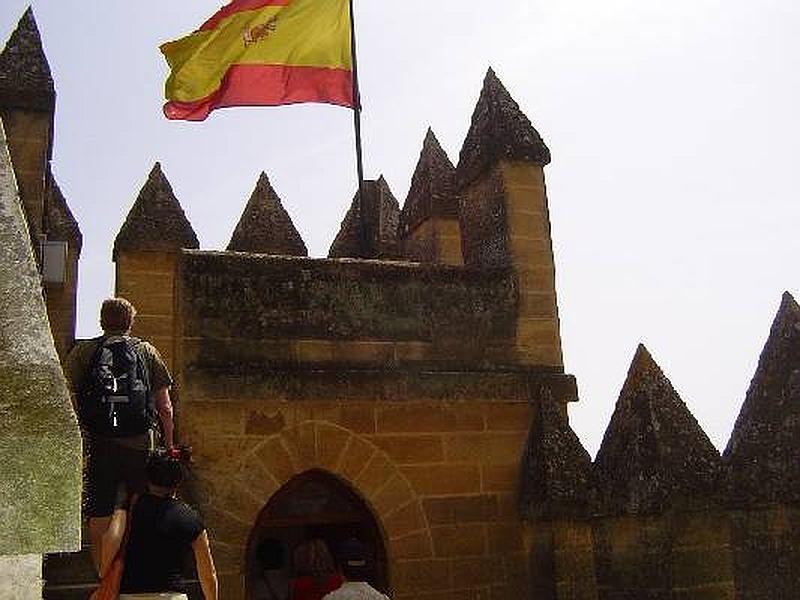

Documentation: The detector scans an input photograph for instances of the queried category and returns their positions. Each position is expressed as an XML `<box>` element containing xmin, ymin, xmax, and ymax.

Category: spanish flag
<box><xmin>161</xmin><ymin>0</ymin><xmax>353</xmax><ymax>121</ymax></box>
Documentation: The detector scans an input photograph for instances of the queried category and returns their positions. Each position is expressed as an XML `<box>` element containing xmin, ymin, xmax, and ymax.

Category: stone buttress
<box><xmin>0</xmin><ymin>115</ymin><xmax>81</xmax><ymax>599</ymax></box>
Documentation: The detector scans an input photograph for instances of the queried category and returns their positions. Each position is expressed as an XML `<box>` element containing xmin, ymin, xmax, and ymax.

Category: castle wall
<box><xmin>730</xmin><ymin>507</ymin><xmax>800</xmax><ymax>600</ymax></box>
<box><xmin>172</xmin><ymin>250</ymin><xmax>578</xmax><ymax>600</ymax></box>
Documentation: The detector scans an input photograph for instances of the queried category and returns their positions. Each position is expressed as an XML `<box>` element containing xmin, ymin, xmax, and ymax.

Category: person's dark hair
<box><xmin>100</xmin><ymin>297</ymin><xmax>136</xmax><ymax>333</ymax></box>
<box><xmin>146</xmin><ymin>452</ymin><xmax>184</xmax><ymax>490</ymax></box>
<box><xmin>293</xmin><ymin>538</ymin><xmax>337</xmax><ymax>588</ymax></box>
<box><xmin>336</xmin><ymin>538</ymin><xmax>368</xmax><ymax>581</ymax></box>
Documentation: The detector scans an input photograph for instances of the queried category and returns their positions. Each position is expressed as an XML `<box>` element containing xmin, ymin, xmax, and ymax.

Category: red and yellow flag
<box><xmin>160</xmin><ymin>0</ymin><xmax>353</xmax><ymax>121</ymax></box>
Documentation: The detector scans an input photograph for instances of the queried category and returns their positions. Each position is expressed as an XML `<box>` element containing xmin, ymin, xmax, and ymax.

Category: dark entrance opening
<box><xmin>245</xmin><ymin>469</ymin><xmax>389</xmax><ymax>599</ymax></box>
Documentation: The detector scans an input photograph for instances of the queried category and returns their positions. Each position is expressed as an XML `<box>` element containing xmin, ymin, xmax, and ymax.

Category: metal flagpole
<box><xmin>348</xmin><ymin>0</ymin><xmax>368</xmax><ymax>255</ymax></box>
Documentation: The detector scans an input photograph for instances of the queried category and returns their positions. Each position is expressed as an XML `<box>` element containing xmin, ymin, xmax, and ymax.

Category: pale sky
<box><xmin>2</xmin><ymin>1</ymin><xmax>798</xmax><ymax>457</ymax></box>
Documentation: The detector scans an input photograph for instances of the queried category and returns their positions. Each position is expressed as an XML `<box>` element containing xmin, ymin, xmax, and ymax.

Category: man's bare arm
<box><xmin>192</xmin><ymin>530</ymin><xmax>218</xmax><ymax>600</ymax></box>
<box><xmin>153</xmin><ymin>387</ymin><xmax>174</xmax><ymax>448</ymax></box>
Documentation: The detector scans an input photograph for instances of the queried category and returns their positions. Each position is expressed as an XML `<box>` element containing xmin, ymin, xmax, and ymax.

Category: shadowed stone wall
<box><xmin>0</xmin><ymin>119</ymin><xmax>81</xmax><ymax>592</ymax></box>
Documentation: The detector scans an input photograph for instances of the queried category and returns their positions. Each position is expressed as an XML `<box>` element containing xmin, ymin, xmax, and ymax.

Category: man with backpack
<box><xmin>65</xmin><ymin>297</ymin><xmax>175</xmax><ymax>574</ymax></box>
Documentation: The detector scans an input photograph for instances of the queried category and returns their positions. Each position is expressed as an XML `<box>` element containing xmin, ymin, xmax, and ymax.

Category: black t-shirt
<box><xmin>120</xmin><ymin>493</ymin><xmax>204</xmax><ymax>593</ymax></box>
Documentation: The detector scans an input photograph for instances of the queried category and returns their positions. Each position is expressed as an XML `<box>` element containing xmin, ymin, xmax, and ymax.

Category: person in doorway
<box><xmin>252</xmin><ymin>537</ymin><xmax>290</xmax><ymax>600</ymax></box>
<box><xmin>290</xmin><ymin>538</ymin><xmax>344</xmax><ymax>600</ymax></box>
<box><xmin>102</xmin><ymin>451</ymin><xmax>218</xmax><ymax>599</ymax></box>
<box><xmin>323</xmin><ymin>539</ymin><xmax>389</xmax><ymax>600</ymax></box>
<box><xmin>65</xmin><ymin>297</ymin><xmax>175</xmax><ymax>573</ymax></box>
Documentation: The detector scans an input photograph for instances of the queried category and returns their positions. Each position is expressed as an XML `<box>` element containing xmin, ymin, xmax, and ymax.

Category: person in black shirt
<box><xmin>103</xmin><ymin>452</ymin><xmax>218</xmax><ymax>600</ymax></box>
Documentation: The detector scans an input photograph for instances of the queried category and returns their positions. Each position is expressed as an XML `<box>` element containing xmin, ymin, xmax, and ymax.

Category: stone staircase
<box><xmin>43</xmin><ymin>525</ymin><xmax>202</xmax><ymax>599</ymax></box>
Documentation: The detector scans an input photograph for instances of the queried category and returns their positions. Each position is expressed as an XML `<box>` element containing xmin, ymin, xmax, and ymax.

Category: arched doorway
<box><xmin>245</xmin><ymin>469</ymin><xmax>389</xmax><ymax>599</ymax></box>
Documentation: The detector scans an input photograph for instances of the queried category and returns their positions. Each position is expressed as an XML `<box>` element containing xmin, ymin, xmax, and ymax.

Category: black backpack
<box><xmin>78</xmin><ymin>336</ymin><xmax>153</xmax><ymax>437</ymax></box>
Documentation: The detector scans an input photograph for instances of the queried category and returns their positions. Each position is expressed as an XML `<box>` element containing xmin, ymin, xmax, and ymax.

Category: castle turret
<box><xmin>113</xmin><ymin>162</ymin><xmax>198</xmax><ymax>371</ymax></box>
<box><xmin>44</xmin><ymin>171</ymin><xmax>81</xmax><ymax>359</ymax></box>
<box><xmin>399</xmin><ymin>128</ymin><xmax>462</xmax><ymax>265</ymax></box>
<box><xmin>456</xmin><ymin>68</ymin><xmax>561</xmax><ymax>367</ymax></box>
<box><xmin>520</xmin><ymin>389</ymin><xmax>596</xmax><ymax>600</ymax></box>
<box><xmin>227</xmin><ymin>172</ymin><xmax>307</xmax><ymax>256</ymax></box>
<box><xmin>724</xmin><ymin>292</ymin><xmax>800</xmax><ymax>599</ymax></box>
<box><xmin>592</xmin><ymin>345</ymin><xmax>732</xmax><ymax>599</ymax></box>
<box><xmin>328</xmin><ymin>176</ymin><xmax>400</xmax><ymax>259</ymax></box>
<box><xmin>0</xmin><ymin>8</ymin><xmax>55</xmax><ymax>248</ymax></box>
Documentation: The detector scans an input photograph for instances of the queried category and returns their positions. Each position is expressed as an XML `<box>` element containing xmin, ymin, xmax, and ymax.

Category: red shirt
<box><xmin>290</xmin><ymin>574</ymin><xmax>345</xmax><ymax>600</ymax></box>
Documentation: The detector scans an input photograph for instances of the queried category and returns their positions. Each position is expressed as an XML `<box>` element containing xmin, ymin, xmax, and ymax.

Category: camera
<box><xmin>152</xmin><ymin>445</ymin><xmax>192</xmax><ymax>462</ymax></box>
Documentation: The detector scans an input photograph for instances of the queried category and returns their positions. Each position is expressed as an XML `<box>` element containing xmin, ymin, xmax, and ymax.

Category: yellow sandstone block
<box><xmin>371</xmin><ymin>474</ymin><xmax>415</xmax><ymax>517</ymax></box>
<box><xmin>368</xmin><ymin>434</ymin><xmax>445</xmax><ymax>464</ymax></box>
<box><xmin>431</xmin><ymin>524</ymin><xmax>487</xmax><ymax>557</ymax></box>
<box><xmin>444</xmin><ymin>432</ymin><xmax>526</xmax><ymax>464</ymax></box>
<box><xmin>254</xmin><ymin>436</ymin><xmax>298</xmax><ymax>485</ymax></box>
<box><xmin>338</xmin><ymin>435</ymin><xmax>377</xmax><ymax>482</ymax></box>
<box><xmin>393</xmin><ymin>559</ymin><xmax>452</xmax><ymax>593</ymax></box>
<box><xmin>316</xmin><ymin>425</ymin><xmax>351</xmax><ymax>471</ymax></box>
<box><xmin>390</xmin><ymin>530</ymin><xmax>434</xmax><ymax>560</ymax></box>
<box><xmin>383</xmin><ymin>500</ymin><xmax>427</xmax><ymax>540</ymax></box>
<box><xmin>400</xmin><ymin>464</ymin><xmax>481</xmax><ymax>496</ymax></box>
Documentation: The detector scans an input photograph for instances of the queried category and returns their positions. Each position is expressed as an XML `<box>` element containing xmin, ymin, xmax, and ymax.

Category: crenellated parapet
<box><xmin>516</xmin><ymin>295</ymin><xmax>800</xmax><ymax>600</ymax></box>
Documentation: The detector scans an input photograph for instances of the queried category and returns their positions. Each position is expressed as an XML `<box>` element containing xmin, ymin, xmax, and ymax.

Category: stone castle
<box><xmin>1</xmin><ymin>8</ymin><xmax>799</xmax><ymax>600</ymax></box>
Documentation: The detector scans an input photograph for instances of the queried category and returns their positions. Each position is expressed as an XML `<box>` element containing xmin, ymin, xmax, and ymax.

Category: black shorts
<box><xmin>86</xmin><ymin>435</ymin><xmax>150</xmax><ymax>517</ymax></box>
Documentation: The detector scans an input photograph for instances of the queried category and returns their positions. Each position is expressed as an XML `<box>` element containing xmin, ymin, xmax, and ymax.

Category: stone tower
<box><xmin>113</xmin><ymin>162</ymin><xmax>199</xmax><ymax>372</ymax></box>
<box><xmin>0</xmin><ymin>8</ymin><xmax>81</xmax><ymax>359</ymax></box>
<box><xmin>457</xmin><ymin>68</ymin><xmax>562</xmax><ymax>367</ymax></box>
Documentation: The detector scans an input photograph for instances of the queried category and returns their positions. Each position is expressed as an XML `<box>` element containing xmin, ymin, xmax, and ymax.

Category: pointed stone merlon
<box><xmin>591</xmin><ymin>346</ymin><xmax>734</xmax><ymax>599</ymax></box>
<box><xmin>399</xmin><ymin>128</ymin><xmax>463</xmax><ymax>265</ymax></box>
<box><xmin>329</xmin><ymin>177</ymin><xmax>400</xmax><ymax>259</ymax></box>
<box><xmin>0</xmin><ymin>8</ymin><xmax>57</xmax><ymax>245</ymax></box>
<box><xmin>0</xmin><ymin>121</ymin><xmax>81</xmax><ymax>557</ymax></box>
<box><xmin>724</xmin><ymin>291</ymin><xmax>800</xmax><ymax>506</ymax></box>
<box><xmin>456</xmin><ymin>68</ymin><xmax>561</xmax><ymax>367</ymax></box>
<box><xmin>113</xmin><ymin>163</ymin><xmax>199</xmax><ymax>371</ymax></box>
<box><xmin>521</xmin><ymin>387</ymin><xmax>597</xmax><ymax>599</ymax></box>
<box><xmin>227</xmin><ymin>172</ymin><xmax>307</xmax><ymax>256</ymax></box>
<box><xmin>593</xmin><ymin>345</ymin><xmax>723</xmax><ymax>515</ymax></box>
